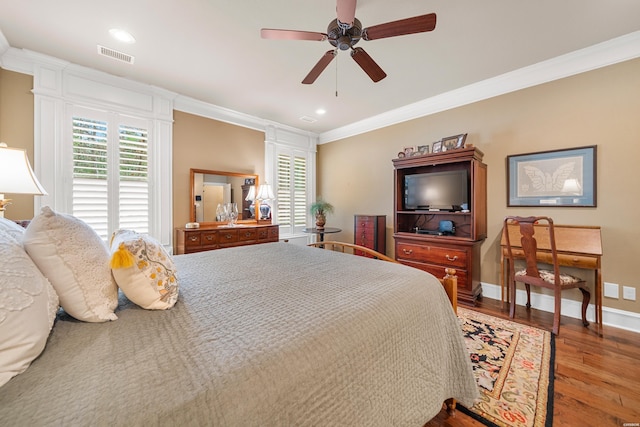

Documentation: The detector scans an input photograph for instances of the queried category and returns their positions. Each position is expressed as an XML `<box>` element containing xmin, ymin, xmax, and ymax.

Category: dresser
<box><xmin>175</xmin><ymin>224</ymin><xmax>279</xmax><ymax>254</ymax></box>
<box><xmin>354</xmin><ymin>215</ymin><xmax>386</xmax><ymax>257</ymax></box>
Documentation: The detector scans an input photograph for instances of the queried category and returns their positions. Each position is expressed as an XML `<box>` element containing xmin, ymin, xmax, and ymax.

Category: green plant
<box><xmin>309</xmin><ymin>198</ymin><xmax>334</xmax><ymax>216</ymax></box>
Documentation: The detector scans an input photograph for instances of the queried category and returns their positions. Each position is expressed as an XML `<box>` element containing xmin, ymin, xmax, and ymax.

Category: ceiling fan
<box><xmin>260</xmin><ymin>0</ymin><xmax>436</xmax><ymax>84</ymax></box>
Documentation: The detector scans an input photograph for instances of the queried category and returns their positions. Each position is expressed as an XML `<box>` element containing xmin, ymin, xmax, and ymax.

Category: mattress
<box><xmin>0</xmin><ymin>242</ymin><xmax>477</xmax><ymax>426</ymax></box>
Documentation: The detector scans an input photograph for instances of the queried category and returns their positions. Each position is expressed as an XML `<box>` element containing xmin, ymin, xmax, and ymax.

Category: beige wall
<box><xmin>318</xmin><ymin>58</ymin><xmax>640</xmax><ymax>314</ymax></box>
<box><xmin>172</xmin><ymin>111</ymin><xmax>265</xmax><ymax>228</ymax></box>
<box><xmin>3</xmin><ymin>59</ymin><xmax>639</xmax><ymax>315</ymax></box>
<box><xmin>0</xmin><ymin>69</ymin><xmax>36</xmax><ymax>220</ymax></box>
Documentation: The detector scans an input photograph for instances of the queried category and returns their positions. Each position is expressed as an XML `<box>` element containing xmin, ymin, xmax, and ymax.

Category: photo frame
<box><xmin>417</xmin><ymin>144</ymin><xmax>430</xmax><ymax>155</ymax></box>
<box><xmin>403</xmin><ymin>146</ymin><xmax>417</xmax><ymax>157</ymax></box>
<box><xmin>441</xmin><ymin>133</ymin><xmax>467</xmax><ymax>151</ymax></box>
<box><xmin>507</xmin><ymin>145</ymin><xmax>596</xmax><ymax>207</ymax></box>
<box><xmin>432</xmin><ymin>141</ymin><xmax>442</xmax><ymax>153</ymax></box>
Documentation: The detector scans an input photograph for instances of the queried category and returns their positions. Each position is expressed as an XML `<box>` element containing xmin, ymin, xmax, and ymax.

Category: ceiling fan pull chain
<box><xmin>335</xmin><ymin>53</ymin><xmax>339</xmax><ymax>97</ymax></box>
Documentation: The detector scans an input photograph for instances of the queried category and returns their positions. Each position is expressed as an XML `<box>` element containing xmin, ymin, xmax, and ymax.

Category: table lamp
<box><xmin>0</xmin><ymin>143</ymin><xmax>48</xmax><ymax>218</ymax></box>
<box><xmin>255</xmin><ymin>183</ymin><xmax>275</xmax><ymax>220</ymax></box>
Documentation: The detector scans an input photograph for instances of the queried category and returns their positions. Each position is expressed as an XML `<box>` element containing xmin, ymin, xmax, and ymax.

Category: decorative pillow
<box><xmin>23</xmin><ymin>206</ymin><xmax>118</xmax><ymax>322</ymax></box>
<box><xmin>0</xmin><ymin>217</ymin><xmax>26</xmax><ymax>242</ymax></box>
<box><xmin>0</xmin><ymin>230</ymin><xmax>59</xmax><ymax>387</ymax></box>
<box><xmin>110</xmin><ymin>229</ymin><xmax>179</xmax><ymax>310</ymax></box>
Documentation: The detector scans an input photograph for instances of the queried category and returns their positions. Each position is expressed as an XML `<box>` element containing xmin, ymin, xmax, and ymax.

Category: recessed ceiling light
<box><xmin>315</xmin><ymin>108</ymin><xmax>326</xmax><ymax>115</ymax></box>
<box><xmin>109</xmin><ymin>28</ymin><xmax>136</xmax><ymax>44</ymax></box>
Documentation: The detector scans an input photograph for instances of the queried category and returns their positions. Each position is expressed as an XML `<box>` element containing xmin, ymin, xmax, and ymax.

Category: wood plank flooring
<box><xmin>426</xmin><ymin>297</ymin><xmax>640</xmax><ymax>427</ymax></box>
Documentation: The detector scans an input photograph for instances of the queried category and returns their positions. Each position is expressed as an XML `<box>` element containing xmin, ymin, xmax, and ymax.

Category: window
<box><xmin>275</xmin><ymin>151</ymin><xmax>308</xmax><ymax>236</ymax></box>
<box><xmin>71</xmin><ymin>112</ymin><xmax>149</xmax><ymax>240</ymax></box>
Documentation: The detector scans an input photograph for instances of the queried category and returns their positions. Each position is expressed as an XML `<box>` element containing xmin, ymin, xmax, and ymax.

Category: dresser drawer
<box><xmin>238</xmin><ymin>228</ymin><xmax>258</xmax><ymax>242</ymax></box>
<box><xmin>396</xmin><ymin>242</ymin><xmax>467</xmax><ymax>269</ymax></box>
<box><xmin>184</xmin><ymin>231</ymin><xmax>202</xmax><ymax>248</ymax></box>
<box><xmin>200</xmin><ymin>231</ymin><xmax>218</xmax><ymax>246</ymax></box>
<box><xmin>401</xmin><ymin>259</ymin><xmax>468</xmax><ymax>288</ymax></box>
<box><xmin>218</xmin><ymin>229</ymin><xmax>239</xmax><ymax>244</ymax></box>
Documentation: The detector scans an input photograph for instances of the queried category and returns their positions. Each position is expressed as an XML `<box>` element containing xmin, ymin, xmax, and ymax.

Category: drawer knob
<box><xmin>446</xmin><ymin>255</ymin><xmax>458</xmax><ymax>262</ymax></box>
<box><xmin>244</xmin><ymin>232</ymin><xmax>252</xmax><ymax>237</ymax></box>
<box><xmin>225</xmin><ymin>234</ymin><xmax>232</xmax><ymax>239</ymax></box>
<box><xmin>189</xmin><ymin>236</ymin><xmax>198</xmax><ymax>242</ymax></box>
<box><xmin>403</xmin><ymin>249</ymin><xmax>413</xmax><ymax>255</ymax></box>
<box><xmin>205</xmin><ymin>235</ymin><xmax>213</xmax><ymax>241</ymax></box>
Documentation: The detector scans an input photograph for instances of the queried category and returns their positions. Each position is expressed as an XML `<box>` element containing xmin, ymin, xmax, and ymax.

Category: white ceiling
<box><xmin>1</xmin><ymin>0</ymin><xmax>640</xmax><ymax>138</ymax></box>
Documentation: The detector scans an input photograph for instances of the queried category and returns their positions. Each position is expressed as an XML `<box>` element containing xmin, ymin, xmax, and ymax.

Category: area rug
<box><xmin>457</xmin><ymin>307</ymin><xmax>555</xmax><ymax>427</ymax></box>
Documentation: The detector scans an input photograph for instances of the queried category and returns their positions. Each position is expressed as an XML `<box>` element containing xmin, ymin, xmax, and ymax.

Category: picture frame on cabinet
<box><xmin>507</xmin><ymin>145</ymin><xmax>597</xmax><ymax>207</ymax></box>
<box><xmin>403</xmin><ymin>146</ymin><xmax>417</xmax><ymax>157</ymax></box>
<box><xmin>442</xmin><ymin>133</ymin><xmax>467</xmax><ymax>151</ymax></box>
<box><xmin>417</xmin><ymin>144</ymin><xmax>430</xmax><ymax>155</ymax></box>
<box><xmin>432</xmin><ymin>141</ymin><xmax>442</xmax><ymax>153</ymax></box>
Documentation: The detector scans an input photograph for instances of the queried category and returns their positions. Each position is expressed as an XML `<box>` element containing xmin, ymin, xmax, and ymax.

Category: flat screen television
<box><xmin>404</xmin><ymin>170</ymin><xmax>468</xmax><ymax>211</ymax></box>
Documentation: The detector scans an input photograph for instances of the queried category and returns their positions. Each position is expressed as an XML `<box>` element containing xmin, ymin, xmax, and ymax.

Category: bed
<box><xmin>0</xmin><ymin>239</ymin><xmax>478</xmax><ymax>426</ymax></box>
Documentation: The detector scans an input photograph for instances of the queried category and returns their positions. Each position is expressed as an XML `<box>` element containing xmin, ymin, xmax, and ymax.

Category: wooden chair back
<box><xmin>503</xmin><ymin>216</ymin><xmax>559</xmax><ymax>290</ymax></box>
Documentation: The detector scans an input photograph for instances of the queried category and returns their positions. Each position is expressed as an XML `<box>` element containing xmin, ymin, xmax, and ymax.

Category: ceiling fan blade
<box><xmin>302</xmin><ymin>50</ymin><xmax>337</xmax><ymax>84</ymax></box>
<box><xmin>363</xmin><ymin>13</ymin><xmax>436</xmax><ymax>41</ymax></box>
<box><xmin>261</xmin><ymin>28</ymin><xmax>327</xmax><ymax>41</ymax></box>
<box><xmin>336</xmin><ymin>0</ymin><xmax>357</xmax><ymax>27</ymax></box>
<box><xmin>350</xmin><ymin>47</ymin><xmax>386</xmax><ymax>82</ymax></box>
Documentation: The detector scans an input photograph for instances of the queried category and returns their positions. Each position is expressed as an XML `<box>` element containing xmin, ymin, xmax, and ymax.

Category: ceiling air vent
<box><xmin>299</xmin><ymin>116</ymin><xmax>317</xmax><ymax>123</ymax></box>
<box><xmin>97</xmin><ymin>45</ymin><xmax>135</xmax><ymax>64</ymax></box>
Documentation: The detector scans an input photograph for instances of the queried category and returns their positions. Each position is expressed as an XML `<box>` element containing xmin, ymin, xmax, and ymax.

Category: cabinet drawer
<box><xmin>401</xmin><ymin>259</ymin><xmax>468</xmax><ymax>288</ymax></box>
<box><xmin>218</xmin><ymin>229</ymin><xmax>239</xmax><ymax>244</ymax></box>
<box><xmin>238</xmin><ymin>228</ymin><xmax>258</xmax><ymax>242</ymax></box>
<box><xmin>200</xmin><ymin>231</ymin><xmax>218</xmax><ymax>246</ymax></box>
<box><xmin>184</xmin><ymin>232</ymin><xmax>202</xmax><ymax>247</ymax></box>
<box><xmin>267</xmin><ymin>226</ymin><xmax>279</xmax><ymax>240</ymax></box>
<box><xmin>396</xmin><ymin>242</ymin><xmax>467</xmax><ymax>268</ymax></box>
<box><xmin>356</xmin><ymin>234</ymin><xmax>375</xmax><ymax>248</ymax></box>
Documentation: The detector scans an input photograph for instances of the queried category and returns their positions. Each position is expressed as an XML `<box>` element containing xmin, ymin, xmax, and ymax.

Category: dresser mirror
<box><xmin>190</xmin><ymin>168</ymin><xmax>259</xmax><ymax>225</ymax></box>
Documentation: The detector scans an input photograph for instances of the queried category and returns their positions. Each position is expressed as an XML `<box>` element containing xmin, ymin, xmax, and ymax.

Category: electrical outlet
<box><xmin>604</xmin><ymin>282</ymin><xmax>619</xmax><ymax>299</ymax></box>
<box><xmin>623</xmin><ymin>286</ymin><xmax>636</xmax><ymax>301</ymax></box>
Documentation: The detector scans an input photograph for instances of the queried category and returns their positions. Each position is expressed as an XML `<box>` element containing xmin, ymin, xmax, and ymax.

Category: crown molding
<box><xmin>318</xmin><ymin>31</ymin><xmax>640</xmax><ymax>144</ymax></box>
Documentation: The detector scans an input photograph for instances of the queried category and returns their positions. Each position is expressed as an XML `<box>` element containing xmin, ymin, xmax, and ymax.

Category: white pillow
<box><xmin>110</xmin><ymin>229</ymin><xmax>179</xmax><ymax>310</ymax></box>
<box><xmin>23</xmin><ymin>206</ymin><xmax>118</xmax><ymax>322</ymax></box>
<box><xmin>0</xmin><ymin>230</ymin><xmax>59</xmax><ymax>387</ymax></box>
<box><xmin>0</xmin><ymin>217</ymin><xmax>26</xmax><ymax>242</ymax></box>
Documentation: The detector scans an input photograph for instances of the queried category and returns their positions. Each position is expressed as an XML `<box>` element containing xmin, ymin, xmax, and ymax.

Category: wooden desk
<box><xmin>500</xmin><ymin>223</ymin><xmax>603</xmax><ymax>325</ymax></box>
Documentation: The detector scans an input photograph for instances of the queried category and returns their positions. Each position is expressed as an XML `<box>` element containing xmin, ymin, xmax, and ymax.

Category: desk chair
<box><xmin>503</xmin><ymin>216</ymin><xmax>590</xmax><ymax>335</ymax></box>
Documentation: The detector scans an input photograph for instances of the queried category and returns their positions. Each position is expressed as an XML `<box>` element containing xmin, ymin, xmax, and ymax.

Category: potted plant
<box><xmin>310</xmin><ymin>198</ymin><xmax>334</xmax><ymax>229</ymax></box>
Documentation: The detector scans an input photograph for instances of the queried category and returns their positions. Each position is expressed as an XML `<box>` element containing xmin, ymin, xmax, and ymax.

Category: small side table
<box><xmin>303</xmin><ymin>227</ymin><xmax>342</xmax><ymax>242</ymax></box>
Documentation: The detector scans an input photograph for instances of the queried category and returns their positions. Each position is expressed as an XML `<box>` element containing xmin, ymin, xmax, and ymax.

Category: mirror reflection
<box><xmin>190</xmin><ymin>169</ymin><xmax>258</xmax><ymax>224</ymax></box>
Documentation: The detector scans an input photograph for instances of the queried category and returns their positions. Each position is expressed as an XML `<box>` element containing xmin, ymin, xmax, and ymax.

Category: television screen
<box><xmin>404</xmin><ymin>170</ymin><xmax>468</xmax><ymax>211</ymax></box>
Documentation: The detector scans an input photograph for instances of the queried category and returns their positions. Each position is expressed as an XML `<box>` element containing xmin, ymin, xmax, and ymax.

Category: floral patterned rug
<box><xmin>457</xmin><ymin>308</ymin><xmax>555</xmax><ymax>427</ymax></box>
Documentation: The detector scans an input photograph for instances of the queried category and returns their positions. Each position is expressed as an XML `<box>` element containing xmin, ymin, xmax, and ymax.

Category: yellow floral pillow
<box><xmin>109</xmin><ymin>230</ymin><xmax>179</xmax><ymax>310</ymax></box>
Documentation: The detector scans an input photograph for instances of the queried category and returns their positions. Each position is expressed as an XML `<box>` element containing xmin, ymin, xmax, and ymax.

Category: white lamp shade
<box><xmin>245</xmin><ymin>185</ymin><xmax>256</xmax><ymax>201</ymax></box>
<box><xmin>0</xmin><ymin>145</ymin><xmax>47</xmax><ymax>195</ymax></box>
<box><xmin>256</xmin><ymin>183</ymin><xmax>275</xmax><ymax>201</ymax></box>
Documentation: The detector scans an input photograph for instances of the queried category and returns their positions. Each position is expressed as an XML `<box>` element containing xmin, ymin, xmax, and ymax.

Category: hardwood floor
<box><xmin>426</xmin><ymin>297</ymin><xmax>640</xmax><ymax>427</ymax></box>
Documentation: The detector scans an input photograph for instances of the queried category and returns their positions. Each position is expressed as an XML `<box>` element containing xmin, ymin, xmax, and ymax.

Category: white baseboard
<box><xmin>481</xmin><ymin>282</ymin><xmax>640</xmax><ymax>334</ymax></box>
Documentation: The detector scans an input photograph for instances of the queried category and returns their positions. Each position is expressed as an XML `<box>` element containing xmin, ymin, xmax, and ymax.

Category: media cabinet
<box><xmin>392</xmin><ymin>146</ymin><xmax>487</xmax><ymax>305</ymax></box>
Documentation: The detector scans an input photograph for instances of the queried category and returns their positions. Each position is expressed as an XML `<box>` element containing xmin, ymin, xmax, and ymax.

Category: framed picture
<box><xmin>507</xmin><ymin>145</ymin><xmax>596</xmax><ymax>207</ymax></box>
<box><xmin>417</xmin><ymin>144</ymin><xmax>430</xmax><ymax>155</ymax></box>
<box><xmin>403</xmin><ymin>146</ymin><xmax>416</xmax><ymax>157</ymax></box>
<box><xmin>441</xmin><ymin>133</ymin><xmax>467</xmax><ymax>151</ymax></box>
<box><xmin>432</xmin><ymin>141</ymin><xmax>442</xmax><ymax>153</ymax></box>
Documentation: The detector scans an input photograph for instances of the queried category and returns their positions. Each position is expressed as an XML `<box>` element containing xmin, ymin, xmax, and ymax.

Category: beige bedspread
<box><xmin>0</xmin><ymin>242</ymin><xmax>477</xmax><ymax>426</ymax></box>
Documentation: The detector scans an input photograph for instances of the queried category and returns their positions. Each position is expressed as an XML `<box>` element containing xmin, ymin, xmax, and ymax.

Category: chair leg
<box><xmin>509</xmin><ymin>279</ymin><xmax>516</xmax><ymax>319</ymax></box>
<box><xmin>553</xmin><ymin>289</ymin><xmax>562</xmax><ymax>335</ymax></box>
<box><xmin>525</xmin><ymin>284</ymin><xmax>531</xmax><ymax>309</ymax></box>
<box><xmin>579</xmin><ymin>287</ymin><xmax>591</xmax><ymax>327</ymax></box>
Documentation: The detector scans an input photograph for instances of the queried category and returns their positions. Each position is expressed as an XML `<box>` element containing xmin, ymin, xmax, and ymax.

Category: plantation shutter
<box><xmin>276</xmin><ymin>151</ymin><xmax>308</xmax><ymax>235</ymax></box>
<box><xmin>72</xmin><ymin>114</ymin><xmax>149</xmax><ymax>240</ymax></box>
<box><xmin>119</xmin><ymin>124</ymin><xmax>149</xmax><ymax>233</ymax></box>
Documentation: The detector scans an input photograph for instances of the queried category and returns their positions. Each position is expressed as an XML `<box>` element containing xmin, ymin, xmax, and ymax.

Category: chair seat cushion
<box><xmin>515</xmin><ymin>268</ymin><xmax>582</xmax><ymax>285</ymax></box>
